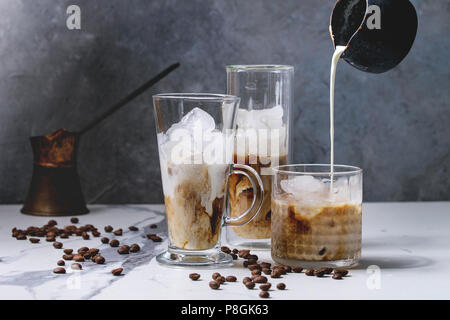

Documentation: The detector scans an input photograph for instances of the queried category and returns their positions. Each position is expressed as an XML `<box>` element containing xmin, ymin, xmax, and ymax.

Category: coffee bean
<box><xmin>273</xmin><ymin>266</ymin><xmax>287</xmax><ymax>275</ymax></box>
<box><xmin>332</xmin><ymin>273</ymin><xmax>343</xmax><ymax>280</ymax></box>
<box><xmin>284</xmin><ymin>266</ymin><xmax>292</xmax><ymax>273</ymax></box>
<box><xmin>262</xmin><ymin>268</ymin><xmax>271</xmax><ymax>275</ymax></box>
<box><xmin>305</xmin><ymin>269</ymin><xmax>315</xmax><ymax>276</ymax></box>
<box><xmin>16</xmin><ymin>234</ymin><xmax>27</xmax><ymax>240</ymax></box>
<box><xmin>334</xmin><ymin>269</ymin><xmax>349</xmax><ymax>277</ymax></box>
<box><xmin>216</xmin><ymin>276</ymin><xmax>226</xmax><ymax>284</ymax></box>
<box><xmin>78</xmin><ymin>246</ymin><xmax>89</xmax><ymax>253</ymax></box>
<box><xmin>277</xmin><ymin>283</ymin><xmax>286</xmax><ymax>290</ymax></box>
<box><xmin>189</xmin><ymin>273</ymin><xmax>201</xmax><ymax>281</ymax></box>
<box><xmin>92</xmin><ymin>231</ymin><xmax>101</xmax><ymax>237</ymax></box>
<box><xmin>112</xmin><ymin>268</ymin><xmax>123</xmax><ymax>276</ymax></box>
<box><xmin>117</xmin><ymin>245</ymin><xmax>130</xmax><ymax>254</ymax></box>
<box><xmin>320</xmin><ymin>267</ymin><xmax>333</xmax><ymax>274</ymax></box>
<box><xmin>212</xmin><ymin>272</ymin><xmax>221</xmax><ymax>280</ymax></box>
<box><xmin>82</xmin><ymin>232</ymin><xmax>90</xmax><ymax>240</ymax></box>
<box><xmin>247</xmin><ymin>258</ymin><xmax>258</xmax><ymax>265</ymax></box>
<box><xmin>48</xmin><ymin>220</ymin><xmax>57</xmax><ymax>226</ymax></box>
<box><xmin>149</xmin><ymin>224</ymin><xmax>157</xmax><ymax>229</ymax></box>
<box><xmin>63</xmin><ymin>249</ymin><xmax>73</xmax><ymax>254</ymax></box>
<box><xmin>104</xmin><ymin>225</ymin><xmax>113</xmax><ymax>233</ymax></box>
<box><xmin>113</xmin><ymin>229</ymin><xmax>123</xmax><ymax>236</ymax></box>
<box><xmin>57</xmin><ymin>260</ymin><xmax>65</xmax><ymax>266</ymax></box>
<box><xmin>271</xmin><ymin>270</ymin><xmax>282</xmax><ymax>278</ymax></box>
<box><xmin>245</xmin><ymin>281</ymin><xmax>255</xmax><ymax>289</ymax></box>
<box><xmin>238</xmin><ymin>250</ymin><xmax>250</xmax><ymax>258</ymax></box>
<box><xmin>53</xmin><ymin>242</ymin><xmax>63</xmax><ymax>249</ymax></box>
<box><xmin>130</xmin><ymin>244</ymin><xmax>140</xmax><ymax>253</ymax></box>
<box><xmin>94</xmin><ymin>255</ymin><xmax>105</xmax><ymax>264</ymax></box>
<box><xmin>246</xmin><ymin>254</ymin><xmax>258</xmax><ymax>261</ymax></box>
<box><xmin>71</xmin><ymin>263</ymin><xmax>82</xmax><ymax>270</ymax></box>
<box><xmin>259</xmin><ymin>283</ymin><xmax>271</xmax><ymax>291</ymax></box>
<box><xmin>53</xmin><ymin>267</ymin><xmax>65</xmax><ymax>274</ymax></box>
<box><xmin>260</xmin><ymin>262</ymin><xmax>271</xmax><ymax>269</ymax></box>
<box><xmin>128</xmin><ymin>226</ymin><xmax>138</xmax><ymax>231</ymax></box>
<box><xmin>232</xmin><ymin>248</ymin><xmax>239</xmax><ymax>254</ymax></box>
<box><xmin>314</xmin><ymin>269</ymin><xmax>326</xmax><ymax>277</ymax></box>
<box><xmin>292</xmin><ymin>266</ymin><xmax>303</xmax><ymax>273</ymax></box>
<box><xmin>101</xmin><ymin>237</ymin><xmax>109</xmax><ymax>244</ymax></box>
<box><xmin>209</xmin><ymin>281</ymin><xmax>220</xmax><ymax>290</ymax></box>
<box><xmin>147</xmin><ymin>234</ymin><xmax>162</xmax><ymax>242</ymax></box>
<box><xmin>29</xmin><ymin>238</ymin><xmax>40</xmax><ymax>243</ymax></box>
<box><xmin>73</xmin><ymin>254</ymin><xmax>85</xmax><ymax>262</ymax></box>
<box><xmin>62</xmin><ymin>254</ymin><xmax>73</xmax><ymax>261</ymax></box>
<box><xmin>259</xmin><ymin>291</ymin><xmax>269</xmax><ymax>298</ymax></box>
<box><xmin>243</xmin><ymin>261</ymin><xmax>250</xmax><ymax>268</ymax></box>
<box><xmin>70</xmin><ymin>217</ymin><xmax>79</xmax><ymax>224</ymax></box>
<box><xmin>226</xmin><ymin>275</ymin><xmax>237</xmax><ymax>282</ymax></box>
<box><xmin>88</xmin><ymin>248</ymin><xmax>99</xmax><ymax>255</ymax></box>
<box><xmin>230</xmin><ymin>253</ymin><xmax>237</xmax><ymax>260</ymax></box>
<box><xmin>242</xmin><ymin>277</ymin><xmax>252</xmax><ymax>284</ymax></box>
<box><xmin>248</xmin><ymin>264</ymin><xmax>261</xmax><ymax>271</ymax></box>
<box><xmin>253</xmin><ymin>276</ymin><xmax>268</xmax><ymax>283</ymax></box>
<box><xmin>220</xmin><ymin>246</ymin><xmax>231</xmax><ymax>254</ymax></box>
<box><xmin>110</xmin><ymin>239</ymin><xmax>120</xmax><ymax>247</ymax></box>
<box><xmin>251</xmin><ymin>269</ymin><xmax>261</xmax><ymax>276</ymax></box>
<box><xmin>45</xmin><ymin>237</ymin><xmax>55</xmax><ymax>242</ymax></box>
<box><xmin>60</xmin><ymin>233</ymin><xmax>69</xmax><ymax>239</ymax></box>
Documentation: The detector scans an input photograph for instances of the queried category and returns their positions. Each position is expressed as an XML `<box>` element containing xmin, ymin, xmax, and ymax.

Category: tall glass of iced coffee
<box><xmin>226</xmin><ymin>65</ymin><xmax>293</xmax><ymax>249</ymax></box>
<box><xmin>272</xmin><ymin>164</ymin><xmax>362</xmax><ymax>268</ymax></box>
<box><xmin>153</xmin><ymin>94</ymin><xmax>264</xmax><ymax>266</ymax></box>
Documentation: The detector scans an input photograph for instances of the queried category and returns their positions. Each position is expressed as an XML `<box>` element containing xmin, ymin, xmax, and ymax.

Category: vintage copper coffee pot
<box><xmin>330</xmin><ymin>0</ymin><xmax>418</xmax><ymax>73</ymax></box>
<box><xmin>21</xmin><ymin>63</ymin><xmax>180</xmax><ymax>216</ymax></box>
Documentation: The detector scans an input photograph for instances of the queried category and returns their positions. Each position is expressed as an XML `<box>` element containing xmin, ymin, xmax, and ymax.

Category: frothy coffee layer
<box><xmin>271</xmin><ymin>196</ymin><xmax>361</xmax><ymax>262</ymax></box>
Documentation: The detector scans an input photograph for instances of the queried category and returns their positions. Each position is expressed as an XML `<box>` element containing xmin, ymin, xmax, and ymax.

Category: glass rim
<box><xmin>273</xmin><ymin>164</ymin><xmax>362</xmax><ymax>176</ymax></box>
<box><xmin>226</xmin><ymin>64</ymin><xmax>294</xmax><ymax>72</ymax></box>
<box><xmin>153</xmin><ymin>93</ymin><xmax>240</xmax><ymax>102</ymax></box>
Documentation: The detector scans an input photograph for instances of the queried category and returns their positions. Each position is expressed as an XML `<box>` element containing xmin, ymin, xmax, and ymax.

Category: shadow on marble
<box><xmin>357</xmin><ymin>255</ymin><xmax>434</xmax><ymax>270</ymax></box>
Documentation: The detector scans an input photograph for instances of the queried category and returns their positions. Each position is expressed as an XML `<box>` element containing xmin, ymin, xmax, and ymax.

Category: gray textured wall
<box><xmin>0</xmin><ymin>0</ymin><xmax>448</xmax><ymax>204</ymax></box>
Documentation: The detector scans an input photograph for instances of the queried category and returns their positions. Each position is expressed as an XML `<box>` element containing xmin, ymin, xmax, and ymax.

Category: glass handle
<box><xmin>224</xmin><ymin>164</ymin><xmax>264</xmax><ymax>227</ymax></box>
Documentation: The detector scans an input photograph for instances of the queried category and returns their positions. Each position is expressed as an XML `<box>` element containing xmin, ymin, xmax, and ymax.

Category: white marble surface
<box><xmin>0</xmin><ymin>202</ymin><xmax>449</xmax><ymax>300</ymax></box>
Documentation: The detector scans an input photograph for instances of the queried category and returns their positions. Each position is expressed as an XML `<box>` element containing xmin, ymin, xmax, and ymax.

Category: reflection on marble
<box><xmin>1</xmin><ymin>203</ymin><xmax>450</xmax><ymax>300</ymax></box>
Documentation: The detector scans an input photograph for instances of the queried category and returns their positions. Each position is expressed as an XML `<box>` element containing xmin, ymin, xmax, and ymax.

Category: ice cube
<box><xmin>280</xmin><ymin>175</ymin><xmax>326</xmax><ymax>195</ymax></box>
<box><xmin>167</xmin><ymin>107</ymin><xmax>215</xmax><ymax>138</ymax></box>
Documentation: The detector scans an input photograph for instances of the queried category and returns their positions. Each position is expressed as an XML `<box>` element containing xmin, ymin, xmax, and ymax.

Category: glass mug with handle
<box><xmin>153</xmin><ymin>93</ymin><xmax>264</xmax><ymax>266</ymax></box>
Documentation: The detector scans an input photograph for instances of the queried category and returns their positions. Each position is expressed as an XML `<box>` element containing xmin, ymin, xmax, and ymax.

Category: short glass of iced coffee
<box><xmin>153</xmin><ymin>94</ymin><xmax>264</xmax><ymax>266</ymax></box>
<box><xmin>271</xmin><ymin>164</ymin><xmax>362</xmax><ymax>268</ymax></box>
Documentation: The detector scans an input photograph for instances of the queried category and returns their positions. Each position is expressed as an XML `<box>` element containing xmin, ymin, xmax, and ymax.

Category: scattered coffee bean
<box><xmin>259</xmin><ymin>291</ymin><xmax>269</xmax><ymax>298</ymax></box>
<box><xmin>292</xmin><ymin>266</ymin><xmax>303</xmax><ymax>273</ymax></box>
<box><xmin>334</xmin><ymin>269</ymin><xmax>349</xmax><ymax>277</ymax></box>
<box><xmin>260</xmin><ymin>262</ymin><xmax>271</xmax><ymax>269</ymax></box>
<box><xmin>259</xmin><ymin>283</ymin><xmax>271</xmax><ymax>291</ymax></box>
<box><xmin>253</xmin><ymin>276</ymin><xmax>268</xmax><ymax>283</ymax></box>
<box><xmin>101</xmin><ymin>237</ymin><xmax>109</xmax><ymax>244</ymax></box>
<box><xmin>53</xmin><ymin>242</ymin><xmax>63</xmax><ymax>249</ymax></box>
<box><xmin>147</xmin><ymin>234</ymin><xmax>162</xmax><ymax>242</ymax></box>
<box><xmin>189</xmin><ymin>273</ymin><xmax>201</xmax><ymax>281</ymax></box>
<box><xmin>305</xmin><ymin>269</ymin><xmax>315</xmax><ymax>276</ymax></box>
<box><xmin>320</xmin><ymin>267</ymin><xmax>334</xmax><ymax>274</ymax></box>
<box><xmin>78</xmin><ymin>247</ymin><xmax>89</xmax><ymax>253</ymax></box>
<box><xmin>63</xmin><ymin>249</ymin><xmax>73</xmax><ymax>254</ymax></box>
<box><xmin>45</xmin><ymin>237</ymin><xmax>55</xmax><ymax>242</ymax></box>
<box><xmin>232</xmin><ymin>248</ymin><xmax>239</xmax><ymax>254</ymax></box>
<box><xmin>104</xmin><ymin>225</ymin><xmax>113</xmax><ymax>233</ymax></box>
<box><xmin>109</xmin><ymin>239</ymin><xmax>120</xmax><ymax>247</ymax></box>
<box><xmin>209</xmin><ymin>281</ymin><xmax>220</xmax><ymax>289</ymax></box>
<box><xmin>48</xmin><ymin>220</ymin><xmax>57</xmax><ymax>226</ymax></box>
<box><xmin>332</xmin><ymin>273</ymin><xmax>343</xmax><ymax>280</ymax></box>
<box><xmin>273</xmin><ymin>266</ymin><xmax>287</xmax><ymax>275</ymax></box>
<box><xmin>238</xmin><ymin>250</ymin><xmax>250</xmax><ymax>258</ymax></box>
<box><xmin>70</xmin><ymin>217</ymin><xmax>79</xmax><ymax>224</ymax></box>
<box><xmin>117</xmin><ymin>245</ymin><xmax>130</xmax><ymax>254</ymax></box>
<box><xmin>248</xmin><ymin>264</ymin><xmax>261</xmax><ymax>271</ymax></box>
<box><xmin>314</xmin><ymin>269</ymin><xmax>326</xmax><ymax>277</ymax></box>
<box><xmin>226</xmin><ymin>275</ymin><xmax>237</xmax><ymax>282</ymax></box>
<box><xmin>128</xmin><ymin>226</ymin><xmax>138</xmax><ymax>231</ymax></box>
<box><xmin>57</xmin><ymin>260</ymin><xmax>65</xmax><ymax>266</ymax></box>
<box><xmin>230</xmin><ymin>253</ymin><xmax>237</xmax><ymax>260</ymax></box>
<box><xmin>29</xmin><ymin>238</ymin><xmax>40</xmax><ymax>243</ymax></box>
<box><xmin>262</xmin><ymin>268</ymin><xmax>271</xmax><ymax>275</ymax></box>
<box><xmin>88</xmin><ymin>248</ymin><xmax>99</xmax><ymax>256</ymax></box>
<box><xmin>71</xmin><ymin>263</ymin><xmax>82</xmax><ymax>270</ymax></box>
<box><xmin>62</xmin><ymin>254</ymin><xmax>73</xmax><ymax>261</ymax></box>
<box><xmin>246</xmin><ymin>254</ymin><xmax>258</xmax><ymax>261</ymax></box>
<box><xmin>212</xmin><ymin>272</ymin><xmax>221</xmax><ymax>280</ymax></box>
<box><xmin>60</xmin><ymin>233</ymin><xmax>69</xmax><ymax>239</ymax></box>
<box><xmin>92</xmin><ymin>231</ymin><xmax>101</xmax><ymax>237</ymax></box>
<box><xmin>216</xmin><ymin>276</ymin><xmax>226</xmax><ymax>284</ymax></box>
<box><xmin>242</xmin><ymin>277</ymin><xmax>252</xmax><ymax>284</ymax></box>
<box><xmin>112</xmin><ymin>268</ymin><xmax>123</xmax><ymax>276</ymax></box>
<box><xmin>220</xmin><ymin>246</ymin><xmax>231</xmax><ymax>254</ymax></box>
<box><xmin>130</xmin><ymin>244</ymin><xmax>140</xmax><ymax>253</ymax></box>
<box><xmin>247</xmin><ymin>258</ymin><xmax>258</xmax><ymax>265</ymax></box>
<box><xmin>277</xmin><ymin>283</ymin><xmax>286</xmax><ymax>290</ymax></box>
<box><xmin>251</xmin><ymin>269</ymin><xmax>261</xmax><ymax>276</ymax></box>
<box><xmin>73</xmin><ymin>254</ymin><xmax>85</xmax><ymax>262</ymax></box>
<box><xmin>284</xmin><ymin>266</ymin><xmax>292</xmax><ymax>273</ymax></box>
<box><xmin>53</xmin><ymin>267</ymin><xmax>66</xmax><ymax>274</ymax></box>
<box><xmin>82</xmin><ymin>232</ymin><xmax>90</xmax><ymax>240</ymax></box>
<box><xmin>271</xmin><ymin>270</ymin><xmax>282</xmax><ymax>278</ymax></box>
<box><xmin>245</xmin><ymin>281</ymin><xmax>255</xmax><ymax>289</ymax></box>
<box><xmin>113</xmin><ymin>229</ymin><xmax>123</xmax><ymax>236</ymax></box>
<box><xmin>16</xmin><ymin>234</ymin><xmax>27</xmax><ymax>240</ymax></box>
<box><xmin>243</xmin><ymin>261</ymin><xmax>250</xmax><ymax>268</ymax></box>
<box><xmin>94</xmin><ymin>255</ymin><xmax>105</xmax><ymax>264</ymax></box>
<box><xmin>150</xmin><ymin>224</ymin><xmax>157</xmax><ymax>229</ymax></box>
